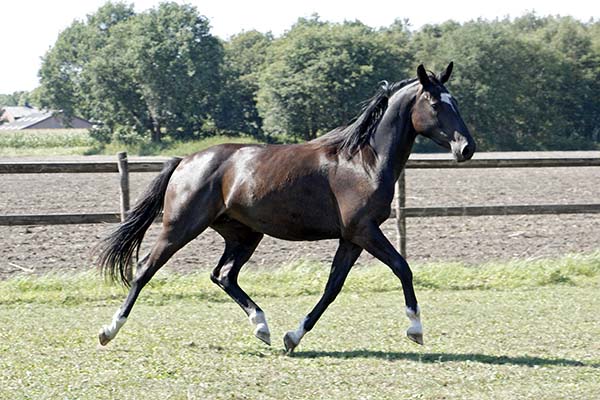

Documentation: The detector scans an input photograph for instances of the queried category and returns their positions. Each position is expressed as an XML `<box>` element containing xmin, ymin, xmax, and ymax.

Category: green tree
<box><xmin>525</xmin><ymin>16</ymin><xmax>600</xmax><ymax>146</ymax></box>
<box><xmin>38</xmin><ymin>2</ymin><xmax>135</xmax><ymax>120</ymax></box>
<box><xmin>36</xmin><ymin>9</ymin><xmax>599</xmax><ymax>150</ymax></box>
<box><xmin>39</xmin><ymin>2</ymin><xmax>223</xmax><ymax>144</ymax></box>
<box><xmin>213</xmin><ymin>30</ymin><xmax>272</xmax><ymax>136</ymax></box>
<box><xmin>0</xmin><ymin>91</ymin><xmax>33</xmax><ymax>107</ymax></box>
<box><xmin>258</xmin><ymin>17</ymin><xmax>410</xmax><ymax>141</ymax></box>
<box><xmin>91</xmin><ymin>2</ymin><xmax>222</xmax><ymax>143</ymax></box>
<box><xmin>411</xmin><ymin>17</ymin><xmax>599</xmax><ymax>150</ymax></box>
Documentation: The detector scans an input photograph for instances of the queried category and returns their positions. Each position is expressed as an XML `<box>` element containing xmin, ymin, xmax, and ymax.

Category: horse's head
<box><xmin>411</xmin><ymin>62</ymin><xmax>476</xmax><ymax>162</ymax></box>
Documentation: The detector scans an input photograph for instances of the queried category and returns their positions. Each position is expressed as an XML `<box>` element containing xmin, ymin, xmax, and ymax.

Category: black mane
<box><xmin>318</xmin><ymin>78</ymin><xmax>418</xmax><ymax>159</ymax></box>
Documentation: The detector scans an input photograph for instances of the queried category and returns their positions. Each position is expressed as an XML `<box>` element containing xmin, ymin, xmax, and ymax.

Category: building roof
<box><xmin>0</xmin><ymin>107</ymin><xmax>55</xmax><ymax>130</ymax></box>
<box><xmin>0</xmin><ymin>106</ymin><xmax>91</xmax><ymax>130</ymax></box>
<box><xmin>2</xmin><ymin>106</ymin><xmax>40</xmax><ymax>119</ymax></box>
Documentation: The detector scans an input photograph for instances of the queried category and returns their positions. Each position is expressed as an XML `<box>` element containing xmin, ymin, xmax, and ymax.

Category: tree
<box><xmin>36</xmin><ymin>9</ymin><xmax>599</xmax><ymax>150</ymax></box>
<box><xmin>213</xmin><ymin>30</ymin><xmax>272</xmax><ymax>136</ymax></box>
<box><xmin>410</xmin><ymin>17</ymin><xmax>600</xmax><ymax>151</ymax></box>
<box><xmin>257</xmin><ymin>17</ymin><xmax>410</xmax><ymax>141</ymax></box>
<box><xmin>38</xmin><ymin>2</ymin><xmax>135</xmax><ymax>120</ymax></box>
<box><xmin>90</xmin><ymin>2</ymin><xmax>223</xmax><ymax>143</ymax></box>
<box><xmin>39</xmin><ymin>2</ymin><xmax>223</xmax><ymax>144</ymax></box>
<box><xmin>0</xmin><ymin>91</ymin><xmax>32</xmax><ymax>107</ymax></box>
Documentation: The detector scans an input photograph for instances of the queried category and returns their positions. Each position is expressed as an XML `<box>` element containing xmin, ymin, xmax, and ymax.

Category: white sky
<box><xmin>0</xmin><ymin>0</ymin><xmax>598</xmax><ymax>94</ymax></box>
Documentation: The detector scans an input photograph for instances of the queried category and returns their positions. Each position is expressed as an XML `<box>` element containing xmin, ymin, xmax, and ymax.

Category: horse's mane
<box><xmin>316</xmin><ymin>77</ymin><xmax>418</xmax><ymax>160</ymax></box>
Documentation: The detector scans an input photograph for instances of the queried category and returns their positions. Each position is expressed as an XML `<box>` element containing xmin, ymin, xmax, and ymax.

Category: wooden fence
<box><xmin>1</xmin><ymin>151</ymin><xmax>599</xmax><ymax>257</ymax></box>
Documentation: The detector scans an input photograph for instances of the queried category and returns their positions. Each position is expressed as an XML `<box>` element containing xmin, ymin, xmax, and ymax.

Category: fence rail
<box><xmin>0</xmin><ymin>160</ymin><xmax>166</xmax><ymax>174</ymax></box>
<box><xmin>1</xmin><ymin>152</ymin><xmax>599</xmax><ymax>257</ymax></box>
<box><xmin>388</xmin><ymin>203</ymin><xmax>600</xmax><ymax>219</ymax></box>
<box><xmin>0</xmin><ymin>213</ymin><xmax>121</xmax><ymax>226</ymax></box>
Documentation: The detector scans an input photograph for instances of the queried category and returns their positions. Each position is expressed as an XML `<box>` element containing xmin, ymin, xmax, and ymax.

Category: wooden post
<box><xmin>395</xmin><ymin>171</ymin><xmax>407</xmax><ymax>258</ymax></box>
<box><xmin>117</xmin><ymin>152</ymin><xmax>130</xmax><ymax>221</ymax></box>
<box><xmin>117</xmin><ymin>151</ymin><xmax>133</xmax><ymax>282</ymax></box>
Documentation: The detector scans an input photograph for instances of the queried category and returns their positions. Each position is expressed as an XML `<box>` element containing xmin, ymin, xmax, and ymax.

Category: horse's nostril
<box><xmin>461</xmin><ymin>144</ymin><xmax>474</xmax><ymax>160</ymax></box>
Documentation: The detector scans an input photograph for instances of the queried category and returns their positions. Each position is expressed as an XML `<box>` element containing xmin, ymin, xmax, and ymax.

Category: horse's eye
<box><xmin>431</xmin><ymin>102</ymin><xmax>440</xmax><ymax>111</ymax></box>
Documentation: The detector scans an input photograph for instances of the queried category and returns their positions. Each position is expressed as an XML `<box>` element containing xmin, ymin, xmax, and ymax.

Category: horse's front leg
<box><xmin>283</xmin><ymin>239</ymin><xmax>362</xmax><ymax>353</ymax></box>
<box><xmin>352</xmin><ymin>222</ymin><xmax>423</xmax><ymax>345</ymax></box>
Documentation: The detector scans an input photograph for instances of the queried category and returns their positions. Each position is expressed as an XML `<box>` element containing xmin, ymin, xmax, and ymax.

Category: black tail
<box><xmin>96</xmin><ymin>157</ymin><xmax>182</xmax><ymax>286</ymax></box>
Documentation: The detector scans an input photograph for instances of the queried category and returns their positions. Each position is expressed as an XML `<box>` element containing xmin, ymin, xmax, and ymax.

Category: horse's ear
<box><xmin>417</xmin><ymin>64</ymin><xmax>431</xmax><ymax>88</ymax></box>
<box><xmin>439</xmin><ymin>62</ymin><xmax>453</xmax><ymax>84</ymax></box>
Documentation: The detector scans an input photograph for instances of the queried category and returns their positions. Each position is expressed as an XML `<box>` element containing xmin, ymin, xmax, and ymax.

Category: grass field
<box><xmin>1</xmin><ymin>254</ymin><xmax>599</xmax><ymax>399</ymax></box>
<box><xmin>0</xmin><ymin>129</ymin><xmax>262</xmax><ymax>157</ymax></box>
<box><xmin>0</xmin><ymin>129</ymin><xmax>95</xmax><ymax>156</ymax></box>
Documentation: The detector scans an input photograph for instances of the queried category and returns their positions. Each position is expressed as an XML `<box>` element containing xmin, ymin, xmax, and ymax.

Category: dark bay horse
<box><xmin>96</xmin><ymin>63</ymin><xmax>475</xmax><ymax>352</ymax></box>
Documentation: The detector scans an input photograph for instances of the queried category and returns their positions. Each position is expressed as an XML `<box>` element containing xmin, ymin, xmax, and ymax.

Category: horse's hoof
<box><xmin>254</xmin><ymin>327</ymin><xmax>271</xmax><ymax>346</ymax></box>
<box><xmin>407</xmin><ymin>331</ymin><xmax>424</xmax><ymax>345</ymax></box>
<box><xmin>283</xmin><ymin>332</ymin><xmax>298</xmax><ymax>354</ymax></box>
<box><xmin>98</xmin><ymin>330</ymin><xmax>111</xmax><ymax>346</ymax></box>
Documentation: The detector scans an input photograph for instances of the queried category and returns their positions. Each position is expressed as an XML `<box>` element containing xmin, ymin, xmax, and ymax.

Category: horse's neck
<box><xmin>371</xmin><ymin>85</ymin><xmax>418</xmax><ymax>183</ymax></box>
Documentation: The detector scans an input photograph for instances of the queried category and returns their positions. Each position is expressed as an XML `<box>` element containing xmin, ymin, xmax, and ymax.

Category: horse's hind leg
<box><xmin>99</xmin><ymin>217</ymin><xmax>212</xmax><ymax>346</ymax></box>
<box><xmin>210</xmin><ymin>221</ymin><xmax>269</xmax><ymax>345</ymax></box>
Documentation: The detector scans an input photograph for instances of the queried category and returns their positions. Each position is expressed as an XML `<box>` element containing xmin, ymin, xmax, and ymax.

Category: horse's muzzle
<box><xmin>451</xmin><ymin>134</ymin><xmax>475</xmax><ymax>162</ymax></box>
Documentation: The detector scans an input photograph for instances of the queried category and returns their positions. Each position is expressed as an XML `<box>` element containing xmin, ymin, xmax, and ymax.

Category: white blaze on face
<box><xmin>440</xmin><ymin>93</ymin><xmax>457</xmax><ymax>113</ymax></box>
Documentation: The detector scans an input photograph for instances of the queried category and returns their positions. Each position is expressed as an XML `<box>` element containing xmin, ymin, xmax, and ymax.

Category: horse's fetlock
<box><xmin>210</xmin><ymin>273</ymin><xmax>221</xmax><ymax>285</ymax></box>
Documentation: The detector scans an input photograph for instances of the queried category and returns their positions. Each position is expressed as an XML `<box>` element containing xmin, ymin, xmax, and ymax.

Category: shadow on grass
<box><xmin>290</xmin><ymin>350</ymin><xmax>598</xmax><ymax>368</ymax></box>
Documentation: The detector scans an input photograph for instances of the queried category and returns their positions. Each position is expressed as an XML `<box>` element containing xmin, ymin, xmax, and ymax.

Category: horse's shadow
<box><xmin>289</xmin><ymin>350</ymin><xmax>598</xmax><ymax>368</ymax></box>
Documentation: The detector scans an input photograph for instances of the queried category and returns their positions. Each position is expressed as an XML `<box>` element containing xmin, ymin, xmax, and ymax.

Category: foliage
<box><xmin>213</xmin><ymin>30</ymin><xmax>273</xmax><ymax>136</ymax></box>
<box><xmin>32</xmin><ymin>8</ymin><xmax>600</xmax><ymax>150</ymax></box>
<box><xmin>0</xmin><ymin>90</ymin><xmax>41</xmax><ymax>108</ymax></box>
<box><xmin>38</xmin><ymin>2</ymin><xmax>135</xmax><ymax>122</ymax></box>
<box><xmin>0</xmin><ymin>129</ymin><xmax>95</xmax><ymax>156</ymax></box>
<box><xmin>411</xmin><ymin>15</ymin><xmax>600</xmax><ymax>150</ymax></box>
<box><xmin>257</xmin><ymin>17</ymin><xmax>410</xmax><ymax>140</ymax></box>
<box><xmin>38</xmin><ymin>2</ymin><xmax>223</xmax><ymax>144</ymax></box>
<box><xmin>0</xmin><ymin>129</ymin><xmax>93</xmax><ymax>148</ymax></box>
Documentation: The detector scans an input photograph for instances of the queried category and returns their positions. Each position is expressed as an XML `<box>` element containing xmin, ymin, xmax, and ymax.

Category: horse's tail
<box><xmin>96</xmin><ymin>157</ymin><xmax>183</xmax><ymax>286</ymax></box>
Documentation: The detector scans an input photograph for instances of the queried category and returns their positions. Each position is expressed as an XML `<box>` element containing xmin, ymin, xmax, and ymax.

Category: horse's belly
<box><xmin>260</xmin><ymin>218</ymin><xmax>340</xmax><ymax>241</ymax></box>
<box><xmin>227</xmin><ymin>201</ymin><xmax>341</xmax><ymax>241</ymax></box>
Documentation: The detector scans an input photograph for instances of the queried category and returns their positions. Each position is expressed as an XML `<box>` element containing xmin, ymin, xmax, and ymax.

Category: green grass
<box><xmin>0</xmin><ymin>129</ymin><xmax>95</xmax><ymax>156</ymax></box>
<box><xmin>1</xmin><ymin>252</ymin><xmax>598</xmax><ymax>306</ymax></box>
<box><xmin>0</xmin><ymin>253</ymin><xmax>599</xmax><ymax>398</ymax></box>
<box><xmin>90</xmin><ymin>135</ymin><xmax>262</xmax><ymax>157</ymax></box>
<box><xmin>0</xmin><ymin>129</ymin><xmax>263</xmax><ymax>157</ymax></box>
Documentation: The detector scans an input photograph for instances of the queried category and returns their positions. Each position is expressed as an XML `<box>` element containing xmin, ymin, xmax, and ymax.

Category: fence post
<box><xmin>117</xmin><ymin>152</ymin><xmax>130</xmax><ymax>221</ymax></box>
<box><xmin>395</xmin><ymin>171</ymin><xmax>407</xmax><ymax>257</ymax></box>
<box><xmin>117</xmin><ymin>151</ymin><xmax>132</xmax><ymax>282</ymax></box>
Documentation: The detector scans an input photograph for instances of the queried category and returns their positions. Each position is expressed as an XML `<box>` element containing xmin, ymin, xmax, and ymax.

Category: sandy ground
<box><xmin>0</xmin><ymin>154</ymin><xmax>599</xmax><ymax>278</ymax></box>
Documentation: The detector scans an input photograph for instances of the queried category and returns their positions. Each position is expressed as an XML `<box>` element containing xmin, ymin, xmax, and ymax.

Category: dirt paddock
<box><xmin>1</xmin><ymin>155</ymin><xmax>598</xmax><ymax>279</ymax></box>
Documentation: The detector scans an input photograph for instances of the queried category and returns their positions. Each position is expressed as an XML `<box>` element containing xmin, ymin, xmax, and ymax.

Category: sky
<box><xmin>0</xmin><ymin>0</ymin><xmax>598</xmax><ymax>94</ymax></box>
